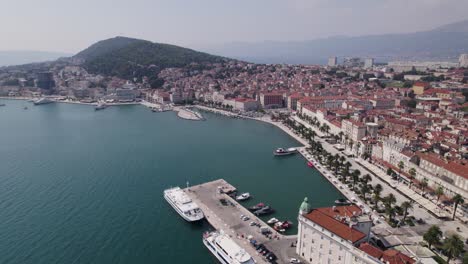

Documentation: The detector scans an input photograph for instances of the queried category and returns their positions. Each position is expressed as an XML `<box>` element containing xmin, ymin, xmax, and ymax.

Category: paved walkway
<box><xmin>185</xmin><ymin>179</ymin><xmax>299</xmax><ymax>264</ymax></box>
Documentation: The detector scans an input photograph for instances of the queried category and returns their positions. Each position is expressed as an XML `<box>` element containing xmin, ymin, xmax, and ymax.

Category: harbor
<box><xmin>183</xmin><ymin>179</ymin><xmax>299</xmax><ymax>264</ymax></box>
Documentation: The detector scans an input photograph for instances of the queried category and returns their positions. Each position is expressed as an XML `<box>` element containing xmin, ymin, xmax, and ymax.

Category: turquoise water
<box><xmin>0</xmin><ymin>99</ymin><xmax>341</xmax><ymax>264</ymax></box>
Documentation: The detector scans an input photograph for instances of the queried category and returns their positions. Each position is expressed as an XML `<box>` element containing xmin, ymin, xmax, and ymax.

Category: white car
<box><xmin>290</xmin><ymin>258</ymin><xmax>301</xmax><ymax>264</ymax></box>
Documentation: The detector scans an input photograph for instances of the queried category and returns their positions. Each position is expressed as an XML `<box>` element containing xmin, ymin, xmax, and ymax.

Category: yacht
<box><xmin>33</xmin><ymin>98</ymin><xmax>54</xmax><ymax>105</ymax></box>
<box><xmin>273</xmin><ymin>147</ymin><xmax>297</xmax><ymax>156</ymax></box>
<box><xmin>334</xmin><ymin>198</ymin><xmax>352</xmax><ymax>205</ymax></box>
<box><xmin>163</xmin><ymin>187</ymin><xmax>204</xmax><ymax>222</ymax></box>
<box><xmin>203</xmin><ymin>231</ymin><xmax>256</xmax><ymax>264</ymax></box>
<box><xmin>235</xmin><ymin>193</ymin><xmax>250</xmax><ymax>201</ymax></box>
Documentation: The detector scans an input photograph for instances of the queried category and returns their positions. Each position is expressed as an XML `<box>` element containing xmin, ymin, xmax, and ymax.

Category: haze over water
<box><xmin>0</xmin><ymin>100</ymin><xmax>341</xmax><ymax>264</ymax></box>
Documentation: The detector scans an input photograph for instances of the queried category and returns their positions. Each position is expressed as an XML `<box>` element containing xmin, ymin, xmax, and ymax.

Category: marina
<box><xmin>183</xmin><ymin>179</ymin><xmax>300</xmax><ymax>264</ymax></box>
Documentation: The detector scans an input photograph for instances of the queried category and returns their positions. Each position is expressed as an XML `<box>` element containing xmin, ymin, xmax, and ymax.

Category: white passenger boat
<box><xmin>163</xmin><ymin>187</ymin><xmax>204</xmax><ymax>222</ymax></box>
<box><xmin>203</xmin><ymin>231</ymin><xmax>256</xmax><ymax>264</ymax></box>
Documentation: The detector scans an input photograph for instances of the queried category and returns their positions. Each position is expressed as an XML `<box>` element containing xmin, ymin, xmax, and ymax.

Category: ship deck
<box><xmin>184</xmin><ymin>179</ymin><xmax>299</xmax><ymax>264</ymax></box>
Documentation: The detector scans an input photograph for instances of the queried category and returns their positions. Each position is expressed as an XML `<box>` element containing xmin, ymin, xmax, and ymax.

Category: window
<box><xmin>321</xmin><ymin>235</ymin><xmax>324</xmax><ymax>240</ymax></box>
<box><xmin>329</xmin><ymin>250</ymin><xmax>332</xmax><ymax>254</ymax></box>
<box><xmin>320</xmin><ymin>244</ymin><xmax>323</xmax><ymax>249</ymax></box>
<box><xmin>339</xmin><ymin>256</ymin><xmax>342</xmax><ymax>261</ymax></box>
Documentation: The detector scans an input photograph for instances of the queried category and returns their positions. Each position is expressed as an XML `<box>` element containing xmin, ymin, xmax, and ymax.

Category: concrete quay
<box><xmin>184</xmin><ymin>179</ymin><xmax>299</xmax><ymax>264</ymax></box>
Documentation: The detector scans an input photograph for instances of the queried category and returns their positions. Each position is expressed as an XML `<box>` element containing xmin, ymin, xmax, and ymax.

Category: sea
<box><xmin>0</xmin><ymin>99</ymin><xmax>342</xmax><ymax>264</ymax></box>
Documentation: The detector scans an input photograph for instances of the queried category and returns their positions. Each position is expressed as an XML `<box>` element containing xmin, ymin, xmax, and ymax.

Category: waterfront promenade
<box><xmin>185</xmin><ymin>179</ymin><xmax>298</xmax><ymax>264</ymax></box>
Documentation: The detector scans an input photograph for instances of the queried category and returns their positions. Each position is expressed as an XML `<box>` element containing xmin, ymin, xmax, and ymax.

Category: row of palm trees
<box><xmin>423</xmin><ymin>225</ymin><xmax>465</xmax><ymax>263</ymax></box>
<box><xmin>283</xmin><ymin>115</ymin><xmax>464</xmax><ymax>225</ymax></box>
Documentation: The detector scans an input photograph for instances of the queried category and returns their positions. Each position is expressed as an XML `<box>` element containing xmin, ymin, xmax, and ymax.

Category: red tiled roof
<box><xmin>359</xmin><ymin>243</ymin><xmax>383</xmax><ymax>259</ymax></box>
<box><xmin>382</xmin><ymin>249</ymin><xmax>415</xmax><ymax>264</ymax></box>
<box><xmin>304</xmin><ymin>208</ymin><xmax>366</xmax><ymax>243</ymax></box>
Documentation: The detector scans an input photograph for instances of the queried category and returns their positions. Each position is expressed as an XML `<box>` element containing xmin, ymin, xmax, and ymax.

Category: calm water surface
<box><xmin>0</xmin><ymin>99</ymin><xmax>341</xmax><ymax>264</ymax></box>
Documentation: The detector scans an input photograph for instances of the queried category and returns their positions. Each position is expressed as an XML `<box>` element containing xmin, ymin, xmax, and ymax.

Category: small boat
<box><xmin>335</xmin><ymin>198</ymin><xmax>352</xmax><ymax>205</ymax></box>
<box><xmin>307</xmin><ymin>161</ymin><xmax>314</xmax><ymax>167</ymax></box>
<box><xmin>236</xmin><ymin>192</ymin><xmax>250</xmax><ymax>201</ymax></box>
<box><xmin>274</xmin><ymin>221</ymin><xmax>293</xmax><ymax>231</ymax></box>
<box><xmin>0</xmin><ymin>103</ymin><xmax>5</xmax><ymax>107</ymax></box>
<box><xmin>253</xmin><ymin>206</ymin><xmax>274</xmax><ymax>216</ymax></box>
<box><xmin>273</xmin><ymin>147</ymin><xmax>297</xmax><ymax>156</ymax></box>
<box><xmin>23</xmin><ymin>106</ymin><xmax>28</xmax><ymax>110</ymax></box>
<box><xmin>95</xmin><ymin>102</ymin><xmax>107</xmax><ymax>111</ymax></box>
<box><xmin>248</xmin><ymin>203</ymin><xmax>265</xmax><ymax>211</ymax></box>
<box><xmin>267</xmin><ymin>218</ymin><xmax>279</xmax><ymax>224</ymax></box>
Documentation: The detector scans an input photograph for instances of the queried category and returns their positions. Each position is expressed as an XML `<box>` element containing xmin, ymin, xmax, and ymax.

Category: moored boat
<box><xmin>267</xmin><ymin>217</ymin><xmax>279</xmax><ymax>224</ymax></box>
<box><xmin>163</xmin><ymin>187</ymin><xmax>204</xmax><ymax>222</ymax></box>
<box><xmin>248</xmin><ymin>203</ymin><xmax>265</xmax><ymax>211</ymax></box>
<box><xmin>203</xmin><ymin>231</ymin><xmax>255</xmax><ymax>264</ymax></box>
<box><xmin>334</xmin><ymin>198</ymin><xmax>352</xmax><ymax>205</ymax></box>
<box><xmin>273</xmin><ymin>147</ymin><xmax>297</xmax><ymax>156</ymax></box>
<box><xmin>307</xmin><ymin>161</ymin><xmax>314</xmax><ymax>167</ymax></box>
<box><xmin>253</xmin><ymin>205</ymin><xmax>274</xmax><ymax>216</ymax></box>
<box><xmin>236</xmin><ymin>192</ymin><xmax>250</xmax><ymax>201</ymax></box>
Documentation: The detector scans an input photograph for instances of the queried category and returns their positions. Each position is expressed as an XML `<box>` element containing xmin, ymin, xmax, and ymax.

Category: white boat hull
<box><xmin>203</xmin><ymin>237</ymin><xmax>230</xmax><ymax>264</ymax></box>
<box><xmin>164</xmin><ymin>193</ymin><xmax>204</xmax><ymax>222</ymax></box>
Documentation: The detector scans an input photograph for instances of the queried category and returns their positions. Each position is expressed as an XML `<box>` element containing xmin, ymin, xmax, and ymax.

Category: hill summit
<box><xmin>74</xmin><ymin>36</ymin><xmax>227</xmax><ymax>80</ymax></box>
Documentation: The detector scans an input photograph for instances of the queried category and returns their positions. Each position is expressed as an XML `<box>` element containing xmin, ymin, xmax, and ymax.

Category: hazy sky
<box><xmin>2</xmin><ymin>0</ymin><xmax>468</xmax><ymax>53</ymax></box>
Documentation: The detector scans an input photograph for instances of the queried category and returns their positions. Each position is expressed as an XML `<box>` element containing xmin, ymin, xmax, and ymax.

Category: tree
<box><xmin>363</xmin><ymin>174</ymin><xmax>372</xmax><ymax>184</ymax></box>
<box><xmin>374</xmin><ymin>184</ymin><xmax>383</xmax><ymax>196</ymax></box>
<box><xmin>452</xmin><ymin>194</ymin><xmax>465</xmax><ymax>221</ymax></box>
<box><xmin>423</xmin><ymin>225</ymin><xmax>442</xmax><ymax>249</ymax></box>
<box><xmin>420</xmin><ymin>178</ymin><xmax>428</xmax><ymax>193</ymax></box>
<box><xmin>398</xmin><ymin>161</ymin><xmax>404</xmax><ymax>180</ymax></box>
<box><xmin>408</xmin><ymin>168</ymin><xmax>416</xmax><ymax>188</ymax></box>
<box><xmin>443</xmin><ymin>234</ymin><xmax>464</xmax><ymax>263</ymax></box>
<box><xmin>387</xmin><ymin>168</ymin><xmax>394</xmax><ymax>176</ymax></box>
<box><xmin>400</xmin><ymin>201</ymin><xmax>413</xmax><ymax>222</ymax></box>
<box><xmin>352</xmin><ymin>170</ymin><xmax>361</xmax><ymax>191</ymax></box>
<box><xmin>383</xmin><ymin>193</ymin><xmax>396</xmax><ymax>208</ymax></box>
<box><xmin>435</xmin><ymin>186</ymin><xmax>444</xmax><ymax>205</ymax></box>
<box><xmin>361</xmin><ymin>184</ymin><xmax>370</xmax><ymax>201</ymax></box>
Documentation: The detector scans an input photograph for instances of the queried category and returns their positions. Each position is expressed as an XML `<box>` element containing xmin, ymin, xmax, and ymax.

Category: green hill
<box><xmin>74</xmin><ymin>36</ymin><xmax>228</xmax><ymax>81</ymax></box>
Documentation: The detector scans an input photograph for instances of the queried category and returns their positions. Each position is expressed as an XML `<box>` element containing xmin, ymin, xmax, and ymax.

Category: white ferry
<box><xmin>203</xmin><ymin>231</ymin><xmax>256</xmax><ymax>264</ymax></box>
<box><xmin>163</xmin><ymin>187</ymin><xmax>204</xmax><ymax>222</ymax></box>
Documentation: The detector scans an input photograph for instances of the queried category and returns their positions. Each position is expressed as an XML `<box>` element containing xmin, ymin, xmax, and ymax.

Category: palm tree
<box><xmin>420</xmin><ymin>178</ymin><xmax>428</xmax><ymax>193</ymax></box>
<box><xmin>383</xmin><ymin>193</ymin><xmax>397</xmax><ymax>209</ymax></box>
<box><xmin>398</xmin><ymin>161</ymin><xmax>404</xmax><ymax>180</ymax></box>
<box><xmin>352</xmin><ymin>172</ymin><xmax>360</xmax><ymax>191</ymax></box>
<box><xmin>443</xmin><ymin>234</ymin><xmax>464</xmax><ymax>263</ymax></box>
<box><xmin>400</xmin><ymin>201</ymin><xmax>413</xmax><ymax>222</ymax></box>
<box><xmin>363</xmin><ymin>174</ymin><xmax>372</xmax><ymax>184</ymax></box>
<box><xmin>385</xmin><ymin>206</ymin><xmax>396</xmax><ymax>222</ymax></box>
<box><xmin>423</xmin><ymin>225</ymin><xmax>442</xmax><ymax>249</ymax></box>
<box><xmin>435</xmin><ymin>186</ymin><xmax>444</xmax><ymax>205</ymax></box>
<box><xmin>374</xmin><ymin>184</ymin><xmax>383</xmax><ymax>197</ymax></box>
<box><xmin>408</xmin><ymin>168</ymin><xmax>416</xmax><ymax>188</ymax></box>
<box><xmin>361</xmin><ymin>184</ymin><xmax>370</xmax><ymax>201</ymax></box>
<box><xmin>452</xmin><ymin>194</ymin><xmax>464</xmax><ymax>221</ymax></box>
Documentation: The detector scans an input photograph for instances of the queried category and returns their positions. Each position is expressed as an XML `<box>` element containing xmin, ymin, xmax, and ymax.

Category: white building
<box><xmin>460</xmin><ymin>54</ymin><xmax>468</xmax><ymax>67</ymax></box>
<box><xmin>364</xmin><ymin>58</ymin><xmax>374</xmax><ymax>69</ymax></box>
<box><xmin>328</xmin><ymin>57</ymin><xmax>338</xmax><ymax>67</ymax></box>
<box><xmin>297</xmin><ymin>199</ymin><xmax>379</xmax><ymax>264</ymax></box>
<box><xmin>342</xmin><ymin>119</ymin><xmax>366</xmax><ymax>142</ymax></box>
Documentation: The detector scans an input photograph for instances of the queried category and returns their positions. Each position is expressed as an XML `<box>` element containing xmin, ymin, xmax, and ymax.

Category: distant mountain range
<box><xmin>0</xmin><ymin>51</ymin><xmax>71</xmax><ymax>67</ymax></box>
<box><xmin>198</xmin><ymin>19</ymin><xmax>468</xmax><ymax>64</ymax></box>
<box><xmin>74</xmin><ymin>37</ymin><xmax>228</xmax><ymax>80</ymax></box>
